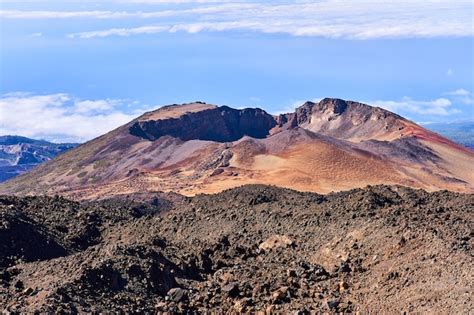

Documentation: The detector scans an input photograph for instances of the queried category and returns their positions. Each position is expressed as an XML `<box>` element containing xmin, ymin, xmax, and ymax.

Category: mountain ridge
<box><xmin>1</xmin><ymin>98</ymin><xmax>472</xmax><ymax>199</ymax></box>
<box><xmin>0</xmin><ymin>136</ymin><xmax>78</xmax><ymax>183</ymax></box>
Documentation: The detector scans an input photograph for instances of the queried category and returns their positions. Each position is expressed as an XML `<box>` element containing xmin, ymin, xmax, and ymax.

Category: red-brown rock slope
<box><xmin>0</xmin><ymin>99</ymin><xmax>472</xmax><ymax>199</ymax></box>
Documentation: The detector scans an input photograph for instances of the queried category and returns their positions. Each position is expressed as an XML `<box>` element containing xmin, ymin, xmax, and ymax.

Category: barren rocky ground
<box><xmin>0</xmin><ymin>184</ymin><xmax>473</xmax><ymax>313</ymax></box>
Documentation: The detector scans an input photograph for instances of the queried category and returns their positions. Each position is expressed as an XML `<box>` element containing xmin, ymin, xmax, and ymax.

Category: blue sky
<box><xmin>0</xmin><ymin>0</ymin><xmax>473</xmax><ymax>142</ymax></box>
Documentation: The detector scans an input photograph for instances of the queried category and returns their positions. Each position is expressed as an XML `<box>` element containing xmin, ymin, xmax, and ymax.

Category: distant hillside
<box><xmin>425</xmin><ymin>121</ymin><xmax>474</xmax><ymax>149</ymax></box>
<box><xmin>0</xmin><ymin>136</ymin><xmax>78</xmax><ymax>182</ymax></box>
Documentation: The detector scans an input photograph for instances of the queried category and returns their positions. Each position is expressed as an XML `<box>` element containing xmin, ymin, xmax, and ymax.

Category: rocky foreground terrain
<box><xmin>0</xmin><ymin>184</ymin><xmax>472</xmax><ymax>313</ymax></box>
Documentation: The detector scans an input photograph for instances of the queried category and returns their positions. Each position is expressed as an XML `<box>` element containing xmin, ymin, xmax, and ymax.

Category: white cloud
<box><xmin>371</xmin><ymin>97</ymin><xmax>460</xmax><ymax>116</ymax></box>
<box><xmin>1</xmin><ymin>4</ymin><xmax>253</xmax><ymax>19</ymax></box>
<box><xmin>445</xmin><ymin>88</ymin><xmax>474</xmax><ymax>105</ymax></box>
<box><xmin>2</xmin><ymin>1</ymin><xmax>472</xmax><ymax>39</ymax></box>
<box><xmin>1</xmin><ymin>9</ymin><xmax>153</xmax><ymax>19</ymax></box>
<box><xmin>67</xmin><ymin>25</ymin><xmax>169</xmax><ymax>38</ymax></box>
<box><xmin>446</xmin><ymin>68</ymin><xmax>454</xmax><ymax>76</ymax></box>
<box><xmin>0</xmin><ymin>92</ymin><xmax>146</xmax><ymax>143</ymax></box>
<box><xmin>447</xmin><ymin>88</ymin><xmax>470</xmax><ymax>96</ymax></box>
<box><xmin>74</xmin><ymin>99</ymin><xmax>123</xmax><ymax>113</ymax></box>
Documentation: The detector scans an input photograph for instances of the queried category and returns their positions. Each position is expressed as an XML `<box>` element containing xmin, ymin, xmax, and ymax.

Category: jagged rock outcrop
<box><xmin>129</xmin><ymin>98</ymin><xmax>410</xmax><ymax>144</ymax></box>
<box><xmin>130</xmin><ymin>106</ymin><xmax>277</xmax><ymax>142</ymax></box>
<box><xmin>275</xmin><ymin>98</ymin><xmax>409</xmax><ymax>141</ymax></box>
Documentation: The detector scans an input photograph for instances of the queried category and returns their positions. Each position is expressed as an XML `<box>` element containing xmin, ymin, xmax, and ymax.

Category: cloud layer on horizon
<box><xmin>0</xmin><ymin>92</ymin><xmax>153</xmax><ymax>143</ymax></box>
<box><xmin>368</xmin><ymin>89</ymin><xmax>473</xmax><ymax>119</ymax></box>
<box><xmin>2</xmin><ymin>1</ymin><xmax>472</xmax><ymax>39</ymax></box>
